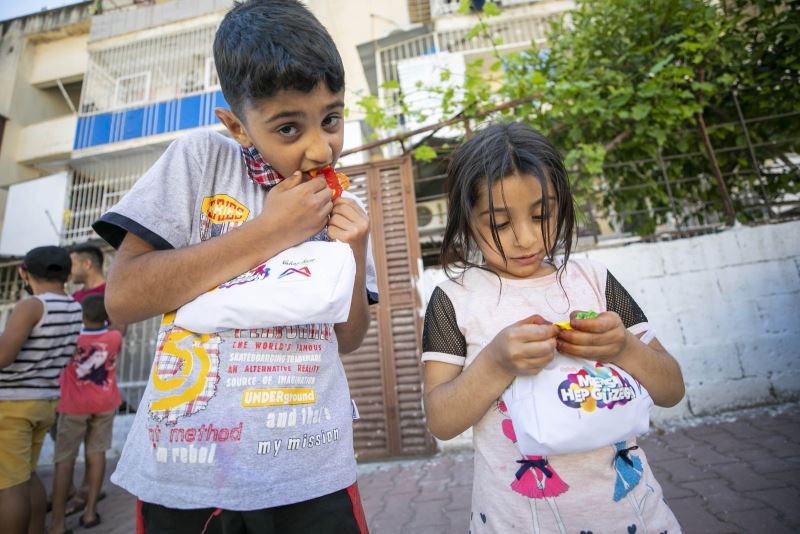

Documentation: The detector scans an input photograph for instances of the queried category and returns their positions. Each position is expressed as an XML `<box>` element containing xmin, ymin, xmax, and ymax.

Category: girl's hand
<box><xmin>327</xmin><ymin>197</ymin><xmax>369</xmax><ymax>258</ymax></box>
<box><xmin>556</xmin><ymin>310</ymin><xmax>629</xmax><ymax>363</ymax></box>
<box><xmin>486</xmin><ymin>314</ymin><xmax>560</xmax><ymax>377</ymax></box>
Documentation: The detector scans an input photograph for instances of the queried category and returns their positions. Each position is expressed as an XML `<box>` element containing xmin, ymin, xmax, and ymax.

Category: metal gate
<box><xmin>338</xmin><ymin>155</ymin><xmax>437</xmax><ymax>459</ymax></box>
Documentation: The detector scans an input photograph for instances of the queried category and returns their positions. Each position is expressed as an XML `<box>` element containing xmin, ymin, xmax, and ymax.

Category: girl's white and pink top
<box><xmin>421</xmin><ymin>258</ymin><xmax>682</xmax><ymax>533</ymax></box>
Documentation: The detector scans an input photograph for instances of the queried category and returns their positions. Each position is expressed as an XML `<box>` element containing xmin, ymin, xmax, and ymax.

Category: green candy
<box><xmin>575</xmin><ymin>311</ymin><xmax>599</xmax><ymax>320</ymax></box>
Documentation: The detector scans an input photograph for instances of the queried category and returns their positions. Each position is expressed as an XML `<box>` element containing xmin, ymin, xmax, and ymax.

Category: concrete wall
<box><xmin>0</xmin><ymin>4</ymin><xmax>90</xmax><ymax>195</ymax></box>
<box><xmin>307</xmin><ymin>0</ymin><xmax>412</xmax><ymax>117</ymax></box>
<box><xmin>421</xmin><ymin>220</ymin><xmax>800</xmax><ymax>425</ymax></box>
<box><xmin>29</xmin><ymin>34</ymin><xmax>88</xmax><ymax>87</ymax></box>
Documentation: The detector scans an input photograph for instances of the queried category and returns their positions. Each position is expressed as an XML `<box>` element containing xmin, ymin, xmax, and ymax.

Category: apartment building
<box><xmin>0</xmin><ymin>0</ymin><xmax>572</xmax><ymax>281</ymax></box>
<box><xmin>0</xmin><ymin>2</ymin><xmax>92</xmax><ymax>289</ymax></box>
<box><xmin>0</xmin><ymin>0</ymin><xmax>571</xmax><ymax>458</ymax></box>
<box><xmin>357</xmin><ymin>0</ymin><xmax>574</xmax><ymax>263</ymax></box>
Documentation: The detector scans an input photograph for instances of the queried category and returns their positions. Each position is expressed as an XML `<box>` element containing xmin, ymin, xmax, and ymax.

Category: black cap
<box><xmin>22</xmin><ymin>246</ymin><xmax>72</xmax><ymax>279</ymax></box>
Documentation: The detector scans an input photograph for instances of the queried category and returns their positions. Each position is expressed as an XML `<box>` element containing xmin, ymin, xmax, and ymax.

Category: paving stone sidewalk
<box><xmin>40</xmin><ymin>403</ymin><xmax>800</xmax><ymax>533</ymax></box>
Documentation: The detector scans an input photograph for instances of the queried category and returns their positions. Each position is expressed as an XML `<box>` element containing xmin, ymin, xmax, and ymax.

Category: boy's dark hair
<box><xmin>441</xmin><ymin>121</ymin><xmax>576</xmax><ymax>280</ymax></box>
<box><xmin>213</xmin><ymin>0</ymin><xmax>345</xmax><ymax>119</ymax></box>
<box><xmin>70</xmin><ymin>244</ymin><xmax>104</xmax><ymax>270</ymax></box>
<box><xmin>81</xmin><ymin>294</ymin><xmax>108</xmax><ymax>324</ymax></box>
<box><xmin>22</xmin><ymin>246</ymin><xmax>72</xmax><ymax>283</ymax></box>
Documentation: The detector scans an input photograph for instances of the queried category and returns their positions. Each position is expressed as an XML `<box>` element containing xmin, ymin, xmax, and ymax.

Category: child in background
<box><xmin>50</xmin><ymin>294</ymin><xmax>122</xmax><ymax>534</ymax></box>
<box><xmin>421</xmin><ymin>122</ymin><xmax>685</xmax><ymax>533</ymax></box>
<box><xmin>0</xmin><ymin>246</ymin><xmax>82</xmax><ymax>534</ymax></box>
<box><xmin>91</xmin><ymin>0</ymin><xmax>377</xmax><ymax>532</ymax></box>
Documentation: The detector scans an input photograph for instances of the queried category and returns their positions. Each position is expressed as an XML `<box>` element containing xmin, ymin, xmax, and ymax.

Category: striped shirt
<box><xmin>0</xmin><ymin>292</ymin><xmax>83</xmax><ymax>400</ymax></box>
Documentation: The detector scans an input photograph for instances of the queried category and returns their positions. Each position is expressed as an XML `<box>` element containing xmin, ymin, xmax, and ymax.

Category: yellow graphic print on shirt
<box><xmin>149</xmin><ymin>320</ymin><xmax>221</xmax><ymax>425</ymax></box>
<box><xmin>200</xmin><ymin>194</ymin><xmax>250</xmax><ymax>241</ymax></box>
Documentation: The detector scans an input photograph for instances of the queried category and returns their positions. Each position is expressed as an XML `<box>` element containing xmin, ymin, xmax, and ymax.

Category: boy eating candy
<box><xmin>92</xmin><ymin>1</ymin><xmax>377</xmax><ymax>531</ymax></box>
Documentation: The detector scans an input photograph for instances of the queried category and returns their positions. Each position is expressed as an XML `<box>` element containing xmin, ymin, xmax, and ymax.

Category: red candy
<box><xmin>309</xmin><ymin>166</ymin><xmax>350</xmax><ymax>200</ymax></box>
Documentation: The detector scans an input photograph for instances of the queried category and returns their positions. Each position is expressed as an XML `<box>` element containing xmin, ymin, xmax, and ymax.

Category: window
<box><xmin>114</xmin><ymin>72</ymin><xmax>151</xmax><ymax>108</ymax></box>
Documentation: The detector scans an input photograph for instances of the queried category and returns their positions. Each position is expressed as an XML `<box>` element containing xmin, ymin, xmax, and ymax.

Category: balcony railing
<box><xmin>63</xmin><ymin>151</ymin><xmax>160</xmax><ymax>245</ymax></box>
<box><xmin>431</xmin><ymin>0</ymin><xmax>541</xmax><ymax>17</ymax></box>
<box><xmin>376</xmin><ymin>10</ymin><xmax>557</xmax><ymax>94</ymax></box>
<box><xmin>81</xmin><ymin>23</ymin><xmax>219</xmax><ymax>115</ymax></box>
<box><xmin>75</xmin><ymin>22</ymin><xmax>225</xmax><ymax>150</ymax></box>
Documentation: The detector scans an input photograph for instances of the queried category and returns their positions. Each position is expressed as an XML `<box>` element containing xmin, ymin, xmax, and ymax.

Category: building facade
<box><xmin>0</xmin><ymin>0</ymin><xmax>571</xmax><ymax>458</ymax></box>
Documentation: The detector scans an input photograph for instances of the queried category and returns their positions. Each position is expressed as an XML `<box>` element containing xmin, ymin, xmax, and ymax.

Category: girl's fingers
<box><xmin>569</xmin><ymin>311</ymin><xmax>621</xmax><ymax>333</ymax></box>
<box><xmin>517</xmin><ymin>324</ymin><xmax>560</xmax><ymax>341</ymax></box>
<box><xmin>557</xmin><ymin>328</ymin><xmax>603</xmax><ymax>346</ymax></box>
<box><xmin>557</xmin><ymin>340</ymin><xmax>618</xmax><ymax>359</ymax></box>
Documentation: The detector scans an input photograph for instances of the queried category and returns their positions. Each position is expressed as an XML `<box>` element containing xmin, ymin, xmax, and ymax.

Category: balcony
<box><xmin>375</xmin><ymin>8</ymin><xmax>565</xmax><ymax>88</ymax></box>
<box><xmin>15</xmin><ymin>115</ymin><xmax>78</xmax><ymax>165</ymax></box>
<box><xmin>62</xmin><ymin>150</ymin><xmax>162</xmax><ymax>245</ymax></box>
<box><xmin>29</xmin><ymin>34</ymin><xmax>88</xmax><ymax>88</ymax></box>
<box><xmin>73</xmin><ymin>89</ymin><xmax>227</xmax><ymax>151</ymax></box>
<box><xmin>75</xmin><ymin>21</ymin><xmax>225</xmax><ymax>152</ymax></box>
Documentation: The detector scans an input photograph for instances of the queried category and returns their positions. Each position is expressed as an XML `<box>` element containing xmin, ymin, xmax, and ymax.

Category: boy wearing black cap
<box><xmin>0</xmin><ymin>245</ymin><xmax>83</xmax><ymax>534</ymax></box>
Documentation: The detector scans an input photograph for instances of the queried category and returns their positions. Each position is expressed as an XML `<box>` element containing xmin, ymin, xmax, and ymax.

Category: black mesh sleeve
<box><xmin>422</xmin><ymin>287</ymin><xmax>467</xmax><ymax>357</ymax></box>
<box><xmin>605</xmin><ymin>271</ymin><xmax>648</xmax><ymax>328</ymax></box>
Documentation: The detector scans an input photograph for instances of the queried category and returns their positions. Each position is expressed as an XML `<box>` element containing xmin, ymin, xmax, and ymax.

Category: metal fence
<box><xmin>577</xmin><ymin>107</ymin><xmax>800</xmax><ymax>244</ymax></box>
<box><xmin>412</xmin><ymin>93</ymin><xmax>799</xmax><ymax>264</ymax></box>
<box><xmin>63</xmin><ymin>151</ymin><xmax>161</xmax><ymax>245</ymax></box>
<box><xmin>431</xmin><ymin>0</ymin><xmax>542</xmax><ymax>17</ymax></box>
<box><xmin>0</xmin><ymin>301</ymin><xmax>158</xmax><ymax>415</ymax></box>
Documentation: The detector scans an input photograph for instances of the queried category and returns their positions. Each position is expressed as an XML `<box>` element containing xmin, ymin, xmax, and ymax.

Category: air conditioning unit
<box><xmin>416</xmin><ymin>198</ymin><xmax>448</xmax><ymax>236</ymax></box>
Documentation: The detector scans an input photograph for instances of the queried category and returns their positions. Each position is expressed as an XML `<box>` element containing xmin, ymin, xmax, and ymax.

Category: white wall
<box><xmin>421</xmin><ymin>221</ymin><xmax>800</xmax><ymax>425</ymax></box>
<box><xmin>308</xmin><ymin>0</ymin><xmax>412</xmax><ymax>118</ymax></box>
<box><xmin>0</xmin><ymin>172</ymin><xmax>68</xmax><ymax>256</ymax></box>
<box><xmin>29</xmin><ymin>33</ymin><xmax>88</xmax><ymax>87</ymax></box>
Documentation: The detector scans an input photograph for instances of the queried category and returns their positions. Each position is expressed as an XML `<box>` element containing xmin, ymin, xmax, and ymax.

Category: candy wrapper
<box><xmin>310</xmin><ymin>166</ymin><xmax>350</xmax><ymax>200</ymax></box>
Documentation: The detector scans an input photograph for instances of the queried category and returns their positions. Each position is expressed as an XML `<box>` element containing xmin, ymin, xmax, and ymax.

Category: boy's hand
<box><xmin>258</xmin><ymin>171</ymin><xmax>333</xmax><ymax>245</ymax></box>
<box><xmin>556</xmin><ymin>310</ymin><xmax>629</xmax><ymax>363</ymax></box>
<box><xmin>327</xmin><ymin>197</ymin><xmax>369</xmax><ymax>257</ymax></box>
<box><xmin>486</xmin><ymin>314</ymin><xmax>560</xmax><ymax>378</ymax></box>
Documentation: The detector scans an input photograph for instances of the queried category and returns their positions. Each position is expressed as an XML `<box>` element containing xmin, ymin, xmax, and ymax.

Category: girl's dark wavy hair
<box><xmin>440</xmin><ymin>121</ymin><xmax>576</xmax><ymax>282</ymax></box>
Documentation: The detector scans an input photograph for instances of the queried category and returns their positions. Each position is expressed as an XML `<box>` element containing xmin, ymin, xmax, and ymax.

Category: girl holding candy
<box><xmin>421</xmin><ymin>122</ymin><xmax>685</xmax><ymax>533</ymax></box>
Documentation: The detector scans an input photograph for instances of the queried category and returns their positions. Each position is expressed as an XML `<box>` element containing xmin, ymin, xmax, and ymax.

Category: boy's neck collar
<box><xmin>32</xmin><ymin>285</ymin><xmax>68</xmax><ymax>296</ymax></box>
<box><xmin>241</xmin><ymin>144</ymin><xmax>284</xmax><ymax>189</ymax></box>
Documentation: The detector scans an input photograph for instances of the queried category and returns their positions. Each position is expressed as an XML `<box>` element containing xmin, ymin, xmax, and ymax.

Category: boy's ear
<box><xmin>215</xmin><ymin>108</ymin><xmax>253</xmax><ymax>148</ymax></box>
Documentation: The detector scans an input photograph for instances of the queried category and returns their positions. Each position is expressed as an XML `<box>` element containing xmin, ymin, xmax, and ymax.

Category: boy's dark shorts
<box><xmin>53</xmin><ymin>411</ymin><xmax>115</xmax><ymax>463</ymax></box>
<box><xmin>139</xmin><ymin>482</ymin><xmax>368</xmax><ymax>534</ymax></box>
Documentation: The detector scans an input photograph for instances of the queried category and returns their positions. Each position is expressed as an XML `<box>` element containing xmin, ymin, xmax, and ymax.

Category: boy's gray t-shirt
<box><xmin>95</xmin><ymin>129</ymin><xmax>379</xmax><ymax>510</ymax></box>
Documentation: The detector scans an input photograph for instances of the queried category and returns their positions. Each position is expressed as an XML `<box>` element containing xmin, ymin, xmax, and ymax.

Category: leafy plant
<box><xmin>358</xmin><ymin>0</ymin><xmax>799</xmax><ymax>235</ymax></box>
